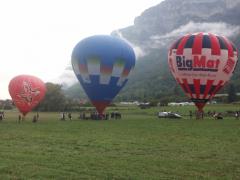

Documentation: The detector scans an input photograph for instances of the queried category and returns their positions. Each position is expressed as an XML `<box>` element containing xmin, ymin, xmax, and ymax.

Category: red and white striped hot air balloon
<box><xmin>168</xmin><ymin>32</ymin><xmax>238</xmax><ymax>112</ymax></box>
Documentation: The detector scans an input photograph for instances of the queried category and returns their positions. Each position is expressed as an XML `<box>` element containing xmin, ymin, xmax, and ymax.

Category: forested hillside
<box><xmin>65</xmin><ymin>0</ymin><xmax>240</xmax><ymax>102</ymax></box>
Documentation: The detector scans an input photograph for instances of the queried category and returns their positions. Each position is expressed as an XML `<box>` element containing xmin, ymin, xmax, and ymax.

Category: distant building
<box><xmin>120</xmin><ymin>101</ymin><xmax>140</xmax><ymax>105</ymax></box>
<box><xmin>168</xmin><ymin>102</ymin><xmax>194</xmax><ymax>106</ymax></box>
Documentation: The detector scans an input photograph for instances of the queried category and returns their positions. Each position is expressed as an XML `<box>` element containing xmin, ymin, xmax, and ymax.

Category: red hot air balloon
<box><xmin>168</xmin><ymin>32</ymin><xmax>238</xmax><ymax>112</ymax></box>
<box><xmin>8</xmin><ymin>75</ymin><xmax>46</xmax><ymax>116</ymax></box>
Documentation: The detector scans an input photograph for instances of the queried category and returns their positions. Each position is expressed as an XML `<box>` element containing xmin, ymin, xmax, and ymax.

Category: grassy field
<box><xmin>0</xmin><ymin>104</ymin><xmax>240</xmax><ymax>179</ymax></box>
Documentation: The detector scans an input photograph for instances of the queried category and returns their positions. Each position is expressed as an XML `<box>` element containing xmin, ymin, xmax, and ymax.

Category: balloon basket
<box><xmin>196</xmin><ymin>109</ymin><xmax>204</xmax><ymax>120</ymax></box>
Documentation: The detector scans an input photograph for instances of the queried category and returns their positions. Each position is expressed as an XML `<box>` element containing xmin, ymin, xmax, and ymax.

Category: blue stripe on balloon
<box><xmin>78</xmin><ymin>76</ymin><xmax>128</xmax><ymax>101</ymax></box>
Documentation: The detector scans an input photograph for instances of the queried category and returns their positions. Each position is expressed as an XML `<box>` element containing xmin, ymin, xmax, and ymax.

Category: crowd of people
<box><xmin>59</xmin><ymin>111</ymin><xmax>122</xmax><ymax>121</ymax></box>
<box><xmin>189</xmin><ymin>110</ymin><xmax>240</xmax><ymax>120</ymax></box>
<box><xmin>79</xmin><ymin>111</ymin><xmax>122</xmax><ymax>120</ymax></box>
<box><xmin>0</xmin><ymin>110</ymin><xmax>122</xmax><ymax>123</ymax></box>
<box><xmin>0</xmin><ymin>109</ymin><xmax>239</xmax><ymax>123</ymax></box>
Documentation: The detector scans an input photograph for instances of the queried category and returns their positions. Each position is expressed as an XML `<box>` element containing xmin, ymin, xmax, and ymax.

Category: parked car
<box><xmin>158</xmin><ymin>112</ymin><xmax>182</xmax><ymax>119</ymax></box>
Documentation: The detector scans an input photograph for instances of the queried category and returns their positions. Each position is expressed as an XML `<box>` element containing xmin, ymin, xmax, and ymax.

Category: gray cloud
<box><xmin>114</xmin><ymin>30</ymin><xmax>145</xmax><ymax>59</ymax></box>
<box><xmin>150</xmin><ymin>21</ymin><xmax>240</xmax><ymax>48</ymax></box>
<box><xmin>52</xmin><ymin>64</ymin><xmax>78</xmax><ymax>88</ymax></box>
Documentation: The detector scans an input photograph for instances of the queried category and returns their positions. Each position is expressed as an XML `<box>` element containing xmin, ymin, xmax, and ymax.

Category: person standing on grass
<box><xmin>189</xmin><ymin>110</ymin><xmax>193</xmax><ymax>119</ymax></box>
<box><xmin>32</xmin><ymin>115</ymin><xmax>37</xmax><ymax>123</ymax></box>
<box><xmin>235</xmin><ymin>111</ymin><xmax>239</xmax><ymax>120</ymax></box>
<box><xmin>60</xmin><ymin>112</ymin><xmax>65</xmax><ymax>120</ymax></box>
<box><xmin>68</xmin><ymin>112</ymin><xmax>72</xmax><ymax>120</ymax></box>
<box><xmin>0</xmin><ymin>111</ymin><xmax>4</xmax><ymax>119</ymax></box>
<box><xmin>18</xmin><ymin>114</ymin><xmax>22</xmax><ymax>123</ymax></box>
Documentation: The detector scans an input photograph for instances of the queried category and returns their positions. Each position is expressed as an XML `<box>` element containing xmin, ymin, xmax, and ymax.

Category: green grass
<box><xmin>0</xmin><ymin>104</ymin><xmax>240</xmax><ymax>179</ymax></box>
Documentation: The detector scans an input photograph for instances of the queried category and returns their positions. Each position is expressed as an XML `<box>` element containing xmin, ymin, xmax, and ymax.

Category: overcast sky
<box><xmin>0</xmin><ymin>0</ymin><xmax>164</xmax><ymax>99</ymax></box>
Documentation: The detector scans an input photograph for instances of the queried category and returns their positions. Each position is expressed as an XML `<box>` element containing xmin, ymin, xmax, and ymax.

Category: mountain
<box><xmin>65</xmin><ymin>0</ymin><xmax>240</xmax><ymax>102</ymax></box>
<box><xmin>113</xmin><ymin>0</ymin><xmax>240</xmax><ymax>52</ymax></box>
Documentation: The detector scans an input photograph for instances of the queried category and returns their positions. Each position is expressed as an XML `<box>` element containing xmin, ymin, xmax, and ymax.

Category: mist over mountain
<box><xmin>65</xmin><ymin>0</ymin><xmax>240</xmax><ymax>102</ymax></box>
<box><xmin>113</xmin><ymin>0</ymin><xmax>240</xmax><ymax>52</ymax></box>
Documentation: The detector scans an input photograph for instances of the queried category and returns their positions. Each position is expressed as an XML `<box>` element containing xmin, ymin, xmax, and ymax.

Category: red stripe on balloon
<box><xmin>182</xmin><ymin>79</ymin><xmax>193</xmax><ymax>99</ymax></box>
<box><xmin>193</xmin><ymin>79</ymin><xmax>200</xmax><ymax>99</ymax></box>
<box><xmin>192</xmin><ymin>32</ymin><xmax>203</xmax><ymax>55</ymax></box>
<box><xmin>100</xmin><ymin>65</ymin><xmax>113</xmax><ymax>75</ymax></box>
<box><xmin>176</xmin><ymin>78</ymin><xmax>187</xmax><ymax>94</ymax></box>
<box><xmin>79</xmin><ymin>64</ymin><xmax>88</xmax><ymax>73</ymax></box>
<box><xmin>203</xmin><ymin>80</ymin><xmax>214</xmax><ymax>99</ymax></box>
<box><xmin>176</xmin><ymin>34</ymin><xmax>191</xmax><ymax>55</ymax></box>
<box><xmin>209</xmin><ymin>80</ymin><xmax>224</xmax><ymax>99</ymax></box>
<box><xmin>209</xmin><ymin>33</ymin><xmax>221</xmax><ymax>56</ymax></box>
<box><xmin>169</xmin><ymin>37</ymin><xmax>182</xmax><ymax>56</ymax></box>
<box><xmin>122</xmin><ymin>68</ymin><xmax>130</xmax><ymax>77</ymax></box>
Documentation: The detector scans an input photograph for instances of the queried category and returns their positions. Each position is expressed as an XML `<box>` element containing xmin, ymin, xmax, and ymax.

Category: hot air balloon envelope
<box><xmin>72</xmin><ymin>35</ymin><xmax>136</xmax><ymax>114</ymax></box>
<box><xmin>168</xmin><ymin>32</ymin><xmax>238</xmax><ymax>111</ymax></box>
<box><xmin>8</xmin><ymin>75</ymin><xmax>46</xmax><ymax>116</ymax></box>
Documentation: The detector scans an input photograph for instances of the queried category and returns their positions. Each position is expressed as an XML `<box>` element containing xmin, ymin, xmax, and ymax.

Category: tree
<box><xmin>228</xmin><ymin>83</ymin><xmax>237</xmax><ymax>103</ymax></box>
<box><xmin>0</xmin><ymin>99</ymin><xmax>14</xmax><ymax>110</ymax></box>
<box><xmin>37</xmin><ymin>83</ymin><xmax>67</xmax><ymax>111</ymax></box>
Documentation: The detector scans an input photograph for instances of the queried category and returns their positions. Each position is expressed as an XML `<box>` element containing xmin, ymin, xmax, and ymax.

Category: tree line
<box><xmin>1</xmin><ymin>81</ymin><xmax>239</xmax><ymax>112</ymax></box>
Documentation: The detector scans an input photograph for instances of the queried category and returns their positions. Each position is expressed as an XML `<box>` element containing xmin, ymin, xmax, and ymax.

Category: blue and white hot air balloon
<box><xmin>71</xmin><ymin>35</ymin><xmax>136</xmax><ymax>114</ymax></box>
